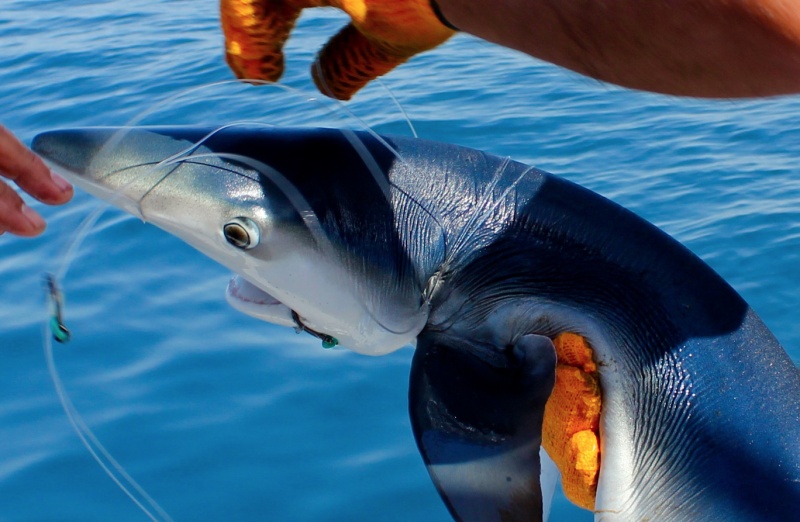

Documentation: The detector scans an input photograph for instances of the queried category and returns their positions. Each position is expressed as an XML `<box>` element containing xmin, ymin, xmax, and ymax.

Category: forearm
<box><xmin>435</xmin><ymin>0</ymin><xmax>800</xmax><ymax>98</ymax></box>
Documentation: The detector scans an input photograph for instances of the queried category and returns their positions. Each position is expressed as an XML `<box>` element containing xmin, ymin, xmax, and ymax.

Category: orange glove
<box><xmin>220</xmin><ymin>0</ymin><xmax>455</xmax><ymax>100</ymax></box>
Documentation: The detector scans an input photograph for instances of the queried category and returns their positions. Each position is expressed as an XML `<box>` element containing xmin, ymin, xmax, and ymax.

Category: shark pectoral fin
<box><xmin>409</xmin><ymin>333</ymin><xmax>557</xmax><ymax>522</ymax></box>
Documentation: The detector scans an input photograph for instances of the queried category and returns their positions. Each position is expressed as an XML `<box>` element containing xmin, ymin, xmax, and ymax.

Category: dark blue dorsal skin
<box><xmin>372</xmin><ymin>133</ymin><xmax>800</xmax><ymax>519</ymax></box>
<box><xmin>400</xmin><ymin>137</ymin><xmax>800</xmax><ymax>520</ymax></box>
<box><xmin>31</xmin><ymin>126</ymin><xmax>800</xmax><ymax>520</ymax></box>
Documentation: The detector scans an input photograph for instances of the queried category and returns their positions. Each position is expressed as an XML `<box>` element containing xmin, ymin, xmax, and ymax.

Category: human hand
<box><xmin>0</xmin><ymin>125</ymin><xmax>73</xmax><ymax>237</ymax></box>
<box><xmin>220</xmin><ymin>0</ymin><xmax>455</xmax><ymax>100</ymax></box>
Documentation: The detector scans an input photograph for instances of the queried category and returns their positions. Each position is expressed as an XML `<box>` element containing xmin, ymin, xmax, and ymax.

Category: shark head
<box><xmin>33</xmin><ymin>126</ymin><xmax>432</xmax><ymax>355</ymax></box>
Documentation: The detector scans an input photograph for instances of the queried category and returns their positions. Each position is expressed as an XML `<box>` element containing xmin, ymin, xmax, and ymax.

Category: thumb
<box><xmin>221</xmin><ymin>0</ymin><xmax>304</xmax><ymax>81</ymax></box>
<box><xmin>311</xmin><ymin>22</ymin><xmax>412</xmax><ymax>100</ymax></box>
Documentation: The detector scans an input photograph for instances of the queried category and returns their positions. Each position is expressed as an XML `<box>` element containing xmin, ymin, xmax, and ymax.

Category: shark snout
<box><xmin>32</xmin><ymin>127</ymin><xmax>208</xmax><ymax>219</ymax></box>
<box><xmin>32</xmin><ymin>129</ymin><xmax>111</xmax><ymax>178</ymax></box>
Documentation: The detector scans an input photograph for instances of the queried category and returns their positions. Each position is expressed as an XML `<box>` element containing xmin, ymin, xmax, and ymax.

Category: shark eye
<box><xmin>223</xmin><ymin>217</ymin><xmax>260</xmax><ymax>250</ymax></box>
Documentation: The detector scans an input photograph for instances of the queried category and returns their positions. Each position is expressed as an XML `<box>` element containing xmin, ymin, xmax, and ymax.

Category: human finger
<box><xmin>0</xmin><ymin>178</ymin><xmax>46</xmax><ymax>237</ymax></box>
<box><xmin>221</xmin><ymin>0</ymin><xmax>310</xmax><ymax>83</ymax></box>
<box><xmin>311</xmin><ymin>1</ymin><xmax>455</xmax><ymax>100</ymax></box>
<box><xmin>0</xmin><ymin>125</ymin><xmax>73</xmax><ymax>206</ymax></box>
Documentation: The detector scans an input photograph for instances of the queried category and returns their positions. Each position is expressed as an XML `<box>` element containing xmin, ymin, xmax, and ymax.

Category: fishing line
<box><xmin>35</xmin><ymin>84</ymin><xmax>275</xmax><ymax>522</ymax></box>
<box><xmin>40</xmin><ymin>78</ymin><xmax>433</xmax><ymax>519</ymax></box>
<box><xmin>39</xmin><ymin>124</ymin><xmax>256</xmax><ymax>522</ymax></box>
<box><xmin>144</xmin><ymin>81</ymin><xmax>442</xmax><ymax>338</ymax></box>
<box><xmin>174</xmin><ymin>151</ymin><xmax>333</xmax><ymax>253</ymax></box>
<box><xmin>42</xmin><ymin>324</ymin><xmax>174</xmax><ymax>522</ymax></box>
<box><xmin>423</xmin><ymin>161</ymin><xmax>537</xmax><ymax>308</ymax></box>
<box><xmin>93</xmin><ymin>79</ymin><xmax>413</xmax><ymax>218</ymax></box>
<box><xmin>375</xmin><ymin>78</ymin><xmax>418</xmax><ymax>138</ymax></box>
<box><xmin>42</xmin><ymin>202</ymin><xmax>175</xmax><ymax>522</ymax></box>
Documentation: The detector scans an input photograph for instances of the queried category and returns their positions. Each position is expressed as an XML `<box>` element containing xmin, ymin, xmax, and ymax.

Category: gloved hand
<box><xmin>220</xmin><ymin>0</ymin><xmax>455</xmax><ymax>100</ymax></box>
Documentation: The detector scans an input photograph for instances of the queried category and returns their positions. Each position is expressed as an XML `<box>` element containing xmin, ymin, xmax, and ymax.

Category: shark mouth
<box><xmin>225</xmin><ymin>275</ymin><xmax>295</xmax><ymax>328</ymax></box>
<box><xmin>225</xmin><ymin>275</ymin><xmax>340</xmax><ymax>347</ymax></box>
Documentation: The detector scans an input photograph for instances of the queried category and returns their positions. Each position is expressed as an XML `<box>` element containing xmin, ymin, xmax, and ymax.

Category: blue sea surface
<box><xmin>2</xmin><ymin>1</ymin><xmax>799</xmax><ymax>521</ymax></box>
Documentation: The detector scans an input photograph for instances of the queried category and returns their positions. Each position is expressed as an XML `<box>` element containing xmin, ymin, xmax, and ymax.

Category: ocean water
<box><xmin>2</xmin><ymin>1</ymin><xmax>799</xmax><ymax>521</ymax></box>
